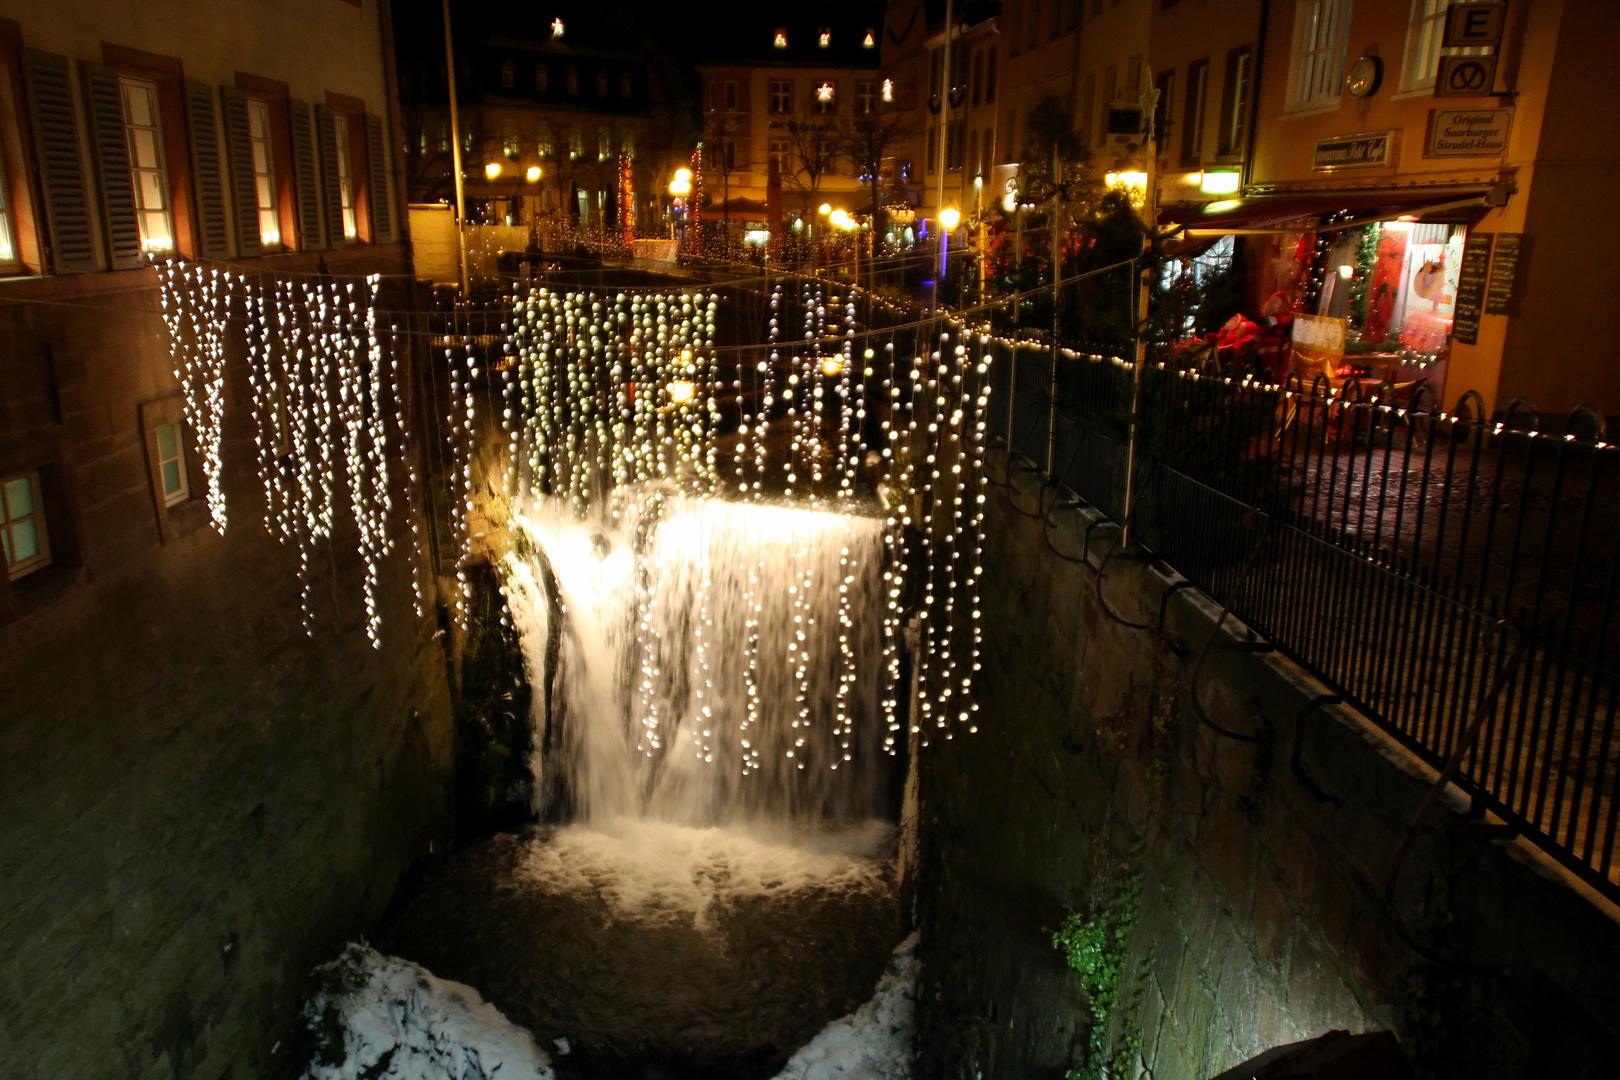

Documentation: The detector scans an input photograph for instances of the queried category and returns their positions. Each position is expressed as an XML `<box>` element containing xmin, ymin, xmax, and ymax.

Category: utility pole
<box><xmin>442</xmin><ymin>0</ymin><xmax>469</xmax><ymax>294</ymax></box>
<box><xmin>1122</xmin><ymin>83</ymin><xmax>1160</xmax><ymax>548</ymax></box>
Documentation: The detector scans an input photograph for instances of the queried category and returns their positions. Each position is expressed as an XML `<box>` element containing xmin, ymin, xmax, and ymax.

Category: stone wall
<box><xmin>913</xmin><ymin>453</ymin><xmax>1620</xmax><ymax>1080</ymax></box>
<box><xmin>0</xmin><ymin>269</ymin><xmax>456</xmax><ymax>1080</ymax></box>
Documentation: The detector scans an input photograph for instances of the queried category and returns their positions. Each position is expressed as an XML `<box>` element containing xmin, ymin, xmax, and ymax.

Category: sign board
<box><xmin>1443</xmin><ymin>2</ymin><xmax>1506</xmax><ymax>47</ymax></box>
<box><xmin>1452</xmin><ymin>232</ymin><xmax>1494</xmax><ymax>345</ymax></box>
<box><xmin>1312</xmin><ymin>130</ymin><xmax>1395</xmax><ymax>171</ymax></box>
<box><xmin>1435</xmin><ymin>54</ymin><xmax>1498</xmax><ymax>97</ymax></box>
<box><xmin>1291</xmin><ymin>313</ymin><xmax>1347</xmax><ymax>382</ymax></box>
<box><xmin>1485</xmin><ymin>232</ymin><xmax>1522</xmax><ymax>315</ymax></box>
<box><xmin>1427</xmin><ymin>108</ymin><xmax>1513</xmax><ymax>157</ymax></box>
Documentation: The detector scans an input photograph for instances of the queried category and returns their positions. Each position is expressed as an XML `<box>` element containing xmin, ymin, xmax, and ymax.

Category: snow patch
<box><xmin>301</xmin><ymin>943</ymin><xmax>553</xmax><ymax>1080</ymax></box>
<box><xmin>771</xmin><ymin>932</ymin><xmax>920</xmax><ymax>1080</ymax></box>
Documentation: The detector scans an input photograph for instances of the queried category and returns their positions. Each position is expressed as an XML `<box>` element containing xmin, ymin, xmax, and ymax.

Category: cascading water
<box><xmin>506</xmin><ymin>487</ymin><xmax>898</xmax><ymax>829</ymax></box>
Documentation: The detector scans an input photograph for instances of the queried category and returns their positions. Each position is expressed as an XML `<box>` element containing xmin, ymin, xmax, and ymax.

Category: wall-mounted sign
<box><xmin>1452</xmin><ymin>233</ymin><xmax>1494</xmax><ymax>345</ymax></box>
<box><xmin>1443</xmin><ymin>2</ymin><xmax>1506</xmax><ymax>47</ymax></box>
<box><xmin>1435</xmin><ymin>54</ymin><xmax>1498</xmax><ymax>97</ymax></box>
<box><xmin>1312</xmin><ymin>130</ymin><xmax>1395</xmax><ymax>171</ymax></box>
<box><xmin>1427</xmin><ymin>108</ymin><xmax>1513</xmax><ymax>157</ymax></box>
<box><xmin>1485</xmin><ymin>232</ymin><xmax>1522</xmax><ymax>315</ymax></box>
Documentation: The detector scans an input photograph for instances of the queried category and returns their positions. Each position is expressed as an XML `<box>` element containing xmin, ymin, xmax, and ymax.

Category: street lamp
<box><xmin>484</xmin><ymin>161</ymin><xmax>502</xmax><ymax>180</ymax></box>
<box><xmin>526</xmin><ymin>165</ymin><xmax>542</xmax><ymax>182</ymax></box>
<box><xmin>668</xmin><ymin>168</ymin><xmax>692</xmax><ymax>240</ymax></box>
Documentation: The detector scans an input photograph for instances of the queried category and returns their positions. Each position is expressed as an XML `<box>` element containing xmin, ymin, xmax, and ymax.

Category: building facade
<box><xmin>0</xmin><ymin>2</ymin><xmax>453</xmax><ymax>1077</ymax></box>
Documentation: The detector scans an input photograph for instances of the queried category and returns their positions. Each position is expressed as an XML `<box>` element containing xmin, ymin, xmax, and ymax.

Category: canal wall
<box><xmin>913</xmin><ymin>451</ymin><xmax>1620</xmax><ymax>1080</ymax></box>
<box><xmin>0</xmin><ymin>281</ymin><xmax>456</xmax><ymax>1080</ymax></box>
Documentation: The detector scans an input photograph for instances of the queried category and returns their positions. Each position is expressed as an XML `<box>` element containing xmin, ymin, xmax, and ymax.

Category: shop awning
<box><xmin>1159</xmin><ymin>184</ymin><xmax>1507</xmax><ymax>237</ymax></box>
<box><xmin>704</xmin><ymin>197</ymin><xmax>770</xmax><ymax>218</ymax></box>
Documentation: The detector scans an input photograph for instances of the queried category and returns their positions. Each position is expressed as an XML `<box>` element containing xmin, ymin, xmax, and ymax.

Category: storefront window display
<box><xmin>1321</xmin><ymin>220</ymin><xmax>1466</xmax><ymax>362</ymax></box>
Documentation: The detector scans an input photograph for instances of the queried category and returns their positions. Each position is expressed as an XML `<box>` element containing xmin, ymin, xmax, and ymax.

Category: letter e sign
<box><xmin>1443</xmin><ymin>2</ymin><xmax>1506</xmax><ymax>47</ymax></box>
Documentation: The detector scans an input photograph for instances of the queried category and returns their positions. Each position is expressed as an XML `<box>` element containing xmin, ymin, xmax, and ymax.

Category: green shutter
<box><xmin>23</xmin><ymin>51</ymin><xmax>98</xmax><ymax>272</ymax></box>
<box><xmin>218</xmin><ymin>88</ymin><xmax>263</xmax><ymax>258</ymax></box>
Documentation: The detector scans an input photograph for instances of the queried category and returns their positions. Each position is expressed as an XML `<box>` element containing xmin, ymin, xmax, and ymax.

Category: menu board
<box><xmin>1452</xmin><ymin>232</ymin><xmax>1494</xmax><ymax>345</ymax></box>
<box><xmin>1485</xmin><ymin>233</ymin><xmax>1522</xmax><ymax>315</ymax></box>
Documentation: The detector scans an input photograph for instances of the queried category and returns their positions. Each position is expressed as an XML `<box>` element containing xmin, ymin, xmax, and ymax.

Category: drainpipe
<box><xmin>1242</xmin><ymin>0</ymin><xmax>1272</xmax><ymax>192</ymax></box>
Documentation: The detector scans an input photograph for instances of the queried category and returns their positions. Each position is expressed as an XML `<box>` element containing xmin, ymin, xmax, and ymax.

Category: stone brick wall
<box><xmin>0</xmin><ymin>265</ymin><xmax>456</xmax><ymax>1080</ymax></box>
<box><xmin>913</xmin><ymin>453</ymin><xmax>1620</xmax><ymax>1080</ymax></box>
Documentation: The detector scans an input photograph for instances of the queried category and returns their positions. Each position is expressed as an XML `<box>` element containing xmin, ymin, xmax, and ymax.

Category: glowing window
<box><xmin>246</xmin><ymin>99</ymin><xmax>281</xmax><ymax>248</ymax></box>
<box><xmin>0</xmin><ymin>470</ymin><xmax>49</xmax><ymax>579</ymax></box>
<box><xmin>119</xmin><ymin>77</ymin><xmax>174</xmax><ymax>252</ymax></box>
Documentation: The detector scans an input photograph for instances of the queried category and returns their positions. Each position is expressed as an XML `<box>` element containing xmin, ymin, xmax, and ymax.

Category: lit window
<box><xmin>815</xmin><ymin>82</ymin><xmax>836</xmax><ymax>114</ymax></box>
<box><xmin>539</xmin><ymin>125</ymin><xmax>555</xmax><ymax>159</ymax></box>
<box><xmin>333</xmin><ymin>113</ymin><xmax>358</xmax><ymax>240</ymax></box>
<box><xmin>119</xmin><ymin>77</ymin><xmax>174</xmax><ymax>253</ymax></box>
<box><xmin>598</xmin><ymin>127</ymin><xmax>612</xmax><ymax>161</ymax></box>
<box><xmin>1399</xmin><ymin>0</ymin><xmax>1491</xmax><ymax>92</ymax></box>
<box><xmin>504</xmin><ymin>127</ymin><xmax>521</xmax><ymax>160</ymax></box>
<box><xmin>770</xmin><ymin>80</ymin><xmax>793</xmax><ymax>115</ymax></box>
<box><xmin>621</xmin><ymin>130</ymin><xmax>634</xmax><ymax>159</ymax></box>
<box><xmin>1290</xmin><ymin>0</ymin><xmax>1353</xmax><ymax>110</ymax></box>
<box><xmin>1220</xmin><ymin>49</ymin><xmax>1252</xmax><ymax>156</ymax></box>
<box><xmin>154</xmin><ymin>423</ymin><xmax>190</xmax><ymax>506</ymax></box>
<box><xmin>569</xmin><ymin>125</ymin><xmax>582</xmax><ymax>160</ymax></box>
<box><xmin>769</xmin><ymin>138</ymin><xmax>789</xmax><ymax>165</ymax></box>
<box><xmin>246</xmin><ymin>99</ymin><xmax>281</xmax><ymax>248</ymax></box>
<box><xmin>1</xmin><ymin>470</ymin><xmax>49</xmax><ymax>579</ymax></box>
<box><xmin>0</xmin><ymin>140</ymin><xmax>17</xmax><ymax>265</ymax></box>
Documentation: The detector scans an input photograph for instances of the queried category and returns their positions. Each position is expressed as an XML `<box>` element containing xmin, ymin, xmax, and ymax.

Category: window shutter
<box><xmin>217</xmin><ymin>88</ymin><xmax>262</xmax><ymax>258</ymax></box>
<box><xmin>77</xmin><ymin>62</ymin><xmax>143</xmax><ymax>271</ymax></box>
<box><xmin>314</xmin><ymin>105</ymin><xmax>345</xmax><ymax>248</ymax></box>
<box><xmin>288</xmin><ymin>100</ymin><xmax>325</xmax><ymax>250</ymax></box>
<box><xmin>363</xmin><ymin>113</ymin><xmax>394</xmax><ymax>244</ymax></box>
<box><xmin>22</xmin><ymin>51</ymin><xmax>98</xmax><ymax>273</ymax></box>
<box><xmin>182</xmin><ymin>81</ymin><xmax>232</xmax><ymax>259</ymax></box>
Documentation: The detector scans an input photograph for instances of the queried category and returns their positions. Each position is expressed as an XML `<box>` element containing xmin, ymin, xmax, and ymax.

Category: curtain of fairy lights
<box><xmin>159</xmin><ymin>263</ymin><xmax>413</xmax><ymax>646</ymax></box>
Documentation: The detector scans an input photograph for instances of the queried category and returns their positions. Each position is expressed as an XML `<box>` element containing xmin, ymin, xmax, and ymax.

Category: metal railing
<box><xmin>995</xmin><ymin>342</ymin><xmax>1620</xmax><ymax>904</ymax></box>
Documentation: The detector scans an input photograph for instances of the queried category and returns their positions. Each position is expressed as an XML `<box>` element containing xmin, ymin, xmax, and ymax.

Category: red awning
<box><xmin>1159</xmin><ymin>185</ymin><xmax>1501</xmax><ymax>236</ymax></box>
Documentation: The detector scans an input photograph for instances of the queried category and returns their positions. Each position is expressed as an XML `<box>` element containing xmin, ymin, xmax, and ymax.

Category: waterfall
<box><xmin>505</xmin><ymin>486</ymin><xmax>898</xmax><ymax>829</ymax></box>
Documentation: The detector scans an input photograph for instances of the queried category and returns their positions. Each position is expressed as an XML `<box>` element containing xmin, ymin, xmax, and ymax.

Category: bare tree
<box><xmin>701</xmin><ymin>112</ymin><xmax>745</xmax><ymax>233</ymax></box>
<box><xmin>780</xmin><ymin>89</ymin><xmax>843</xmax><ymax>239</ymax></box>
<box><xmin>841</xmin><ymin>104</ymin><xmax>923</xmax><ymax>284</ymax></box>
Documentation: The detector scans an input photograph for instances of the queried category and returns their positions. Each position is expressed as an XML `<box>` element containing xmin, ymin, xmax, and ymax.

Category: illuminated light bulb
<box><xmin>485</xmin><ymin>161</ymin><xmax>502</xmax><ymax>180</ymax></box>
<box><xmin>526</xmin><ymin>165</ymin><xmax>542</xmax><ymax>181</ymax></box>
<box><xmin>938</xmin><ymin>207</ymin><xmax>961</xmax><ymax>230</ymax></box>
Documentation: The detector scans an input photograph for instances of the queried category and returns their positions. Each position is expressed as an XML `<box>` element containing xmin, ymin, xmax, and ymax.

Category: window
<box><xmin>119</xmin><ymin>77</ymin><xmax>174</xmax><ymax>253</ymax></box>
<box><xmin>245</xmin><ymin>99</ymin><xmax>281</xmax><ymax>248</ymax></box>
<box><xmin>620</xmin><ymin>72</ymin><xmax>633</xmax><ymax>99</ymax></box>
<box><xmin>539</xmin><ymin>125</ymin><xmax>555</xmax><ymax>159</ymax></box>
<box><xmin>971</xmin><ymin>54</ymin><xmax>983</xmax><ymax>106</ymax></box>
<box><xmin>1028</xmin><ymin>0</ymin><xmax>1042</xmax><ymax>49</ymax></box>
<box><xmin>332</xmin><ymin>113</ymin><xmax>357</xmax><ymax>240</ymax></box>
<box><xmin>154</xmin><ymin>423</ymin><xmax>189</xmax><ymax>506</ymax></box>
<box><xmin>1007</xmin><ymin>1</ymin><xmax>1022</xmax><ymax>57</ymax></box>
<box><xmin>769</xmin><ymin>138</ymin><xmax>789</xmax><ymax>166</ymax></box>
<box><xmin>856</xmin><ymin>81</ymin><xmax>877</xmax><ymax>115</ymax></box>
<box><xmin>724</xmin><ymin>80</ymin><xmax>738</xmax><ymax>111</ymax></box>
<box><xmin>622</xmin><ymin>130</ymin><xmax>634</xmax><ymax>159</ymax></box>
<box><xmin>598</xmin><ymin>126</ymin><xmax>611</xmax><ymax>161</ymax></box>
<box><xmin>1002</xmin><ymin>106</ymin><xmax>1016</xmax><ymax>161</ymax></box>
<box><xmin>566</xmin><ymin>67</ymin><xmax>579</xmax><ymax>95</ymax></box>
<box><xmin>535</xmin><ymin>64</ymin><xmax>550</xmax><ymax>93</ymax></box>
<box><xmin>1220</xmin><ymin>47</ymin><xmax>1253</xmax><ymax>156</ymax></box>
<box><xmin>770</xmin><ymin>79</ymin><xmax>793</xmax><ymax>115</ymax></box>
<box><xmin>814</xmin><ymin>82</ymin><xmax>836</xmax><ymax>114</ymax></box>
<box><xmin>1399</xmin><ymin>0</ymin><xmax>1490</xmax><ymax>92</ymax></box>
<box><xmin>569</xmin><ymin>125</ymin><xmax>582</xmax><ymax>159</ymax></box>
<box><xmin>1</xmin><ymin>471</ymin><xmax>48</xmax><ymax>579</ymax></box>
<box><xmin>1291</xmin><ymin>0</ymin><xmax>1352</xmax><ymax>110</ymax></box>
<box><xmin>1050</xmin><ymin>0</ymin><xmax>1064</xmax><ymax>38</ymax></box>
<box><xmin>947</xmin><ymin>121</ymin><xmax>965</xmax><ymax>170</ymax></box>
<box><xmin>500</xmin><ymin>60</ymin><xmax>515</xmax><ymax>90</ymax></box>
<box><xmin>968</xmin><ymin>129</ymin><xmax>980</xmax><ymax>175</ymax></box>
<box><xmin>504</xmin><ymin>125</ymin><xmax>521</xmax><ymax>160</ymax></box>
<box><xmin>1181</xmin><ymin>59</ymin><xmax>1209</xmax><ymax>162</ymax></box>
<box><xmin>927</xmin><ymin>126</ymin><xmax>937</xmax><ymax>173</ymax></box>
<box><xmin>930</xmin><ymin>47</ymin><xmax>944</xmax><ymax>98</ymax></box>
<box><xmin>986</xmin><ymin>50</ymin><xmax>997</xmax><ymax>102</ymax></box>
<box><xmin>1079</xmin><ymin>72</ymin><xmax>1095</xmax><ymax>147</ymax></box>
<box><xmin>596</xmin><ymin>70</ymin><xmax>608</xmax><ymax>97</ymax></box>
<box><xmin>1153</xmin><ymin>69</ymin><xmax>1174</xmax><ymax>147</ymax></box>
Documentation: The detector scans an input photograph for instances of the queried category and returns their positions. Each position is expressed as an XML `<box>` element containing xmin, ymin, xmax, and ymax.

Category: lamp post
<box><xmin>442</xmin><ymin>0</ymin><xmax>469</xmax><ymax>293</ymax></box>
<box><xmin>668</xmin><ymin>168</ymin><xmax>691</xmax><ymax>242</ymax></box>
<box><xmin>937</xmin><ymin>206</ymin><xmax>960</xmax><ymax>310</ymax></box>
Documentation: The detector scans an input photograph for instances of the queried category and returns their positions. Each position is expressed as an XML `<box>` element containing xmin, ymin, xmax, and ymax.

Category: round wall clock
<box><xmin>1347</xmin><ymin>55</ymin><xmax>1383</xmax><ymax>98</ymax></box>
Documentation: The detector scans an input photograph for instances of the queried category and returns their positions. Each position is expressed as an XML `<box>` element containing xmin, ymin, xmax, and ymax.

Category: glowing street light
<box><xmin>484</xmin><ymin>162</ymin><xmax>502</xmax><ymax>180</ymax></box>
<box><xmin>818</xmin><ymin>203</ymin><xmax>833</xmax><ymax>216</ymax></box>
<box><xmin>938</xmin><ymin>207</ymin><xmax>961</xmax><ymax>230</ymax></box>
<box><xmin>526</xmin><ymin>165</ymin><xmax>542</xmax><ymax>182</ymax></box>
<box><xmin>669</xmin><ymin>168</ymin><xmax>692</xmax><ymax>198</ymax></box>
<box><xmin>667</xmin><ymin>380</ymin><xmax>696</xmax><ymax>404</ymax></box>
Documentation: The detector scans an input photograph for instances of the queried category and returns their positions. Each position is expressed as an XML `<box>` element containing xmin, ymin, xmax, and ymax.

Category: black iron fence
<box><xmin>994</xmin><ymin>342</ymin><xmax>1620</xmax><ymax>904</ymax></box>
